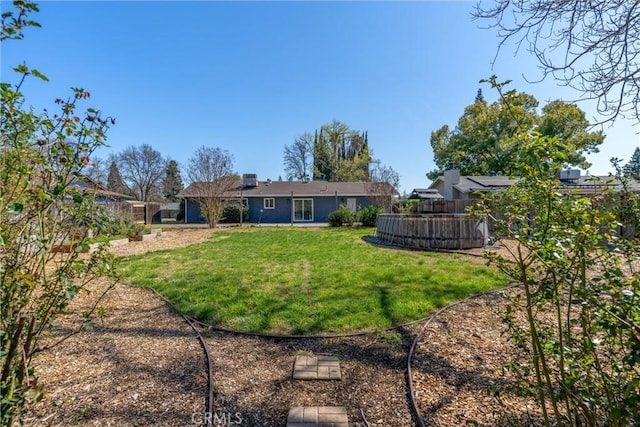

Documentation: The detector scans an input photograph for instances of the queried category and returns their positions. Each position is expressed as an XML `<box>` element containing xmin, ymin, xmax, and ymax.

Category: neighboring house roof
<box><xmin>409</xmin><ymin>188</ymin><xmax>444</xmax><ymax>199</ymax></box>
<box><xmin>71</xmin><ymin>176</ymin><xmax>134</xmax><ymax>200</ymax></box>
<box><xmin>429</xmin><ymin>170</ymin><xmax>640</xmax><ymax>196</ymax></box>
<box><xmin>429</xmin><ymin>175</ymin><xmax>520</xmax><ymax>194</ymax></box>
<box><xmin>179</xmin><ymin>180</ymin><xmax>397</xmax><ymax>198</ymax></box>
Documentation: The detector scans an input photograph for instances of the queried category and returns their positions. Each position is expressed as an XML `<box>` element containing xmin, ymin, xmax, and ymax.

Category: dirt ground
<box><xmin>25</xmin><ymin>228</ymin><xmax>560</xmax><ymax>426</ymax></box>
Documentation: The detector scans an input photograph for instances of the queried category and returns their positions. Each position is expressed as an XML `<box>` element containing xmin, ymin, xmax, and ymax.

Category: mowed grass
<box><xmin>119</xmin><ymin>227</ymin><xmax>507</xmax><ymax>335</ymax></box>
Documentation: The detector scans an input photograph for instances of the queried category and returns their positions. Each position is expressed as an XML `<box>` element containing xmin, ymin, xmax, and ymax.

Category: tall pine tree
<box><xmin>163</xmin><ymin>160</ymin><xmax>184</xmax><ymax>201</ymax></box>
<box><xmin>106</xmin><ymin>160</ymin><xmax>130</xmax><ymax>196</ymax></box>
<box><xmin>624</xmin><ymin>147</ymin><xmax>640</xmax><ymax>179</ymax></box>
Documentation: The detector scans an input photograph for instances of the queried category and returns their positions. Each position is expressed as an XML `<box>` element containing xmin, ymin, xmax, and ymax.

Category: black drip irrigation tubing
<box><xmin>184</xmin><ymin>313</ymin><xmax>436</xmax><ymax>340</ymax></box>
<box><xmin>145</xmin><ymin>274</ymin><xmax>518</xmax><ymax>427</ymax></box>
<box><xmin>405</xmin><ymin>284</ymin><xmax>520</xmax><ymax>427</ymax></box>
<box><xmin>147</xmin><ymin>288</ymin><xmax>214</xmax><ymax>427</ymax></box>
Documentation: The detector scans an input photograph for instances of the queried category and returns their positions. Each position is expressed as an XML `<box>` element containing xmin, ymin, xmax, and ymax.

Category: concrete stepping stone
<box><xmin>293</xmin><ymin>355</ymin><xmax>341</xmax><ymax>380</ymax></box>
<box><xmin>286</xmin><ymin>406</ymin><xmax>348</xmax><ymax>427</ymax></box>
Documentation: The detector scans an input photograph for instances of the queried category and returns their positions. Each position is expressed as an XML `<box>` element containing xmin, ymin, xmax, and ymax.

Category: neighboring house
<box><xmin>428</xmin><ymin>169</ymin><xmax>520</xmax><ymax>201</ymax></box>
<box><xmin>422</xmin><ymin>169</ymin><xmax>640</xmax><ymax>236</ymax></box>
<box><xmin>408</xmin><ymin>188</ymin><xmax>444</xmax><ymax>200</ymax></box>
<box><xmin>179</xmin><ymin>174</ymin><xmax>396</xmax><ymax>224</ymax></box>
<box><xmin>70</xmin><ymin>176</ymin><xmax>133</xmax><ymax>204</ymax></box>
<box><xmin>428</xmin><ymin>169</ymin><xmax>640</xmax><ymax>202</ymax></box>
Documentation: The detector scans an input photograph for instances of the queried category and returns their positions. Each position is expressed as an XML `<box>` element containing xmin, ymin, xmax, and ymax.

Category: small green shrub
<box><xmin>221</xmin><ymin>203</ymin><xmax>248</xmax><ymax>223</ymax></box>
<box><xmin>328</xmin><ymin>205</ymin><xmax>356</xmax><ymax>227</ymax></box>
<box><xmin>360</xmin><ymin>205</ymin><xmax>382</xmax><ymax>227</ymax></box>
<box><xmin>125</xmin><ymin>222</ymin><xmax>146</xmax><ymax>237</ymax></box>
<box><xmin>394</xmin><ymin>199</ymin><xmax>418</xmax><ymax>214</ymax></box>
<box><xmin>92</xmin><ymin>207</ymin><xmax>144</xmax><ymax>238</ymax></box>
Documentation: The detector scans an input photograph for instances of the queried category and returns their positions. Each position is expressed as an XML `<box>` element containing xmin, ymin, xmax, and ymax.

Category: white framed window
<box><xmin>264</xmin><ymin>198</ymin><xmax>275</xmax><ymax>209</ymax></box>
<box><xmin>293</xmin><ymin>199</ymin><xmax>313</xmax><ymax>221</ymax></box>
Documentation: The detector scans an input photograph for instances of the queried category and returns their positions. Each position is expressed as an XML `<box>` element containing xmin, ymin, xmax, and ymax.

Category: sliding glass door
<box><xmin>293</xmin><ymin>199</ymin><xmax>313</xmax><ymax>221</ymax></box>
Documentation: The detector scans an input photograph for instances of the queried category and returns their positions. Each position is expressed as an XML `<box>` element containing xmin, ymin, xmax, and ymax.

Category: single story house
<box><xmin>179</xmin><ymin>174</ymin><xmax>396</xmax><ymax>224</ymax></box>
<box><xmin>428</xmin><ymin>169</ymin><xmax>640</xmax><ymax>202</ymax></box>
<box><xmin>408</xmin><ymin>188</ymin><xmax>444</xmax><ymax>200</ymax></box>
<box><xmin>71</xmin><ymin>176</ymin><xmax>133</xmax><ymax>204</ymax></box>
<box><xmin>428</xmin><ymin>169</ymin><xmax>520</xmax><ymax>201</ymax></box>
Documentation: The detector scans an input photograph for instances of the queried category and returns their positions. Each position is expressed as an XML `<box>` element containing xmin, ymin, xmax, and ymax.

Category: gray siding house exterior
<box><xmin>428</xmin><ymin>169</ymin><xmax>640</xmax><ymax>200</ymax></box>
<box><xmin>180</xmin><ymin>177</ymin><xmax>395</xmax><ymax>224</ymax></box>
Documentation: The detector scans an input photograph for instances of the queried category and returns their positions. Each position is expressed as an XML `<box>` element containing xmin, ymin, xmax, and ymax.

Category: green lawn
<box><xmin>119</xmin><ymin>227</ymin><xmax>507</xmax><ymax>334</ymax></box>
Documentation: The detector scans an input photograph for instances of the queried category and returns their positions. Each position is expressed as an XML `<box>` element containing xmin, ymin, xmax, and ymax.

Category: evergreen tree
<box><xmin>163</xmin><ymin>159</ymin><xmax>184</xmax><ymax>201</ymax></box>
<box><xmin>624</xmin><ymin>147</ymin><xmax>640</xmax><ymax>179</ymax></box>
<box><xmin>106</xmin><ymin>160</ymin><xmax>130</xmax><ymax>196</ymax></box>
<box><xmin>475</xmin><ymin>88</ymin><xmax>485</xmax><ymax>103</ymax></box>
<box><xmin>312</xmin><ymin>120</ymin><xmax>371</xmax><ymax>181</ymax></box>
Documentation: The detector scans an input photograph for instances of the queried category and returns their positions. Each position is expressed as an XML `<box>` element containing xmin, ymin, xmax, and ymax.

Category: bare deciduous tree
<box><xmin>117</xmin><ymin>144</ymin><xmax>167</xmax><ymax>201</ymax></box>
<box><xmin>283</xmin><ymin>133</ymin><xmax>314</xmax><ymax>181</ymax></box>
<box><xmin>367</xmin><ymin>163</ymin><xmax>400</xmax><ymax>212</ymax></box>
<box><xmin>187</xmin><ymin>146</ymin><xmax>237</xmax><ymax>227</ymax></box>
<box><xmin>83</xmin><ymin>155</ymin><xmax>107</xmax><ymax>185</ymax></box>
<box><xmin>474</xmin><ymin>0</ymin><xmax>640</xmax><ymax>124</ymax></box>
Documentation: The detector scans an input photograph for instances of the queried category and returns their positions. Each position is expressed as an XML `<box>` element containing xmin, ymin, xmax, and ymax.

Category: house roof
<box><xmin>71</xmin><ymin>176</ymin><xmax>134</xmax><ymax>200</ymax></box>
<box><xmin>428</xmin><ymin>175</ymin><xmax>520</xmax><ymax>193</ymax></box>
<box><xmin>429</xmin><ymin>172</ymin><xmax>640</xmax><ymax>195</ymax></box>
<box><xmin>409</xmin><ymin>188</ymin><xmax>444</xmax><ymax>199</ymax></box>
<box><xmin>560</xmin><ymin>175</ymin><xmax>640</xmax><ymax>193</ymax></box>
<box><xmin>179</xmin><ymin>180</ymin><xmax>397</xmax><ymax>198</ymax></box>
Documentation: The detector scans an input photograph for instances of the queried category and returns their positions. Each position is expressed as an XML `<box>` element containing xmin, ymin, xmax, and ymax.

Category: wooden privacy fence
<box><xmin>417</xmin><ymin>199</ymin><xmax>476</xmax><ymax>214</ymax></box>
<box><xmin>376</xmin><ymin>214</ymin><xmax>487</xmax><ymax>250</ymax></box>
<box><xmin>109</xmin><ymin>202</ymin><xmax>162</xmax><ymax>225</ymax></box>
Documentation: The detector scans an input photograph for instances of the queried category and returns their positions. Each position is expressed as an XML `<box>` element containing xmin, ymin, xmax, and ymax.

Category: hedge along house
<box><xmin>179</xmin><ymin>174</ymin><xmax>396</xmax><ymax>224</ymax></box>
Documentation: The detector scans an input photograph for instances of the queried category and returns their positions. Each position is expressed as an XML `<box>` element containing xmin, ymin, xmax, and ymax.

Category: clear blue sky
<box><xmin>2</xmin><ymin>1</ymin><xmax>638</xmax><ymax>193</ymax></box>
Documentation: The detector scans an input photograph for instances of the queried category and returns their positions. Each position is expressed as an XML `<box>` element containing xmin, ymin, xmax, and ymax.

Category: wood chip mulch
<box><xmin>410</xmin><ymin>288</ymin><xmax>547</xmax><ymax>427</ymax></box>
<box><xmin>25</xmin><ymin>228</ymin><xmax>562</xmax><ymax>426</ymax></box>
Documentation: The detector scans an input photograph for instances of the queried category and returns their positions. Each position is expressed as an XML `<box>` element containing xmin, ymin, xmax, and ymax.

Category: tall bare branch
<box><xmin>474</xmin><ymin>0</ymin><xmax>640</xmax><ymax>124</ymax></box>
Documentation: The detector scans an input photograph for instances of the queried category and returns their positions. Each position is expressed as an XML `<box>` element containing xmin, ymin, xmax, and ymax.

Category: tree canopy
<box><xmin>106</xmin><ymin>159</ymin><xmax>130</xmax><ymax>196</ymax></box>
<box><xmin>162</xmin><ymin>159</ymin><xmax>184</xmax><ymax>202</ymax></box>
<box><xmin>312</xmin><ymin>120</ymin><xmax>371</xmax><ymax>182</ymax></box>
<box><xmin>624</xmin><ymin>147</ymin><xmax>640</xmax><ymax>179</ymax></box>
<box><xmin>428</xmin><ymin>89</ymin><xmax>604</xmax><ymax>179</ymax></box>
<box><xmin>186</xmin><ymin>146</ymin><xmax>236</xmax><ymax>227</ymax></box>
<box><xmin>116</xmin><ymin>144</ymin><xmax>167</xmax><ymax>202</ymax></box>
<box><xmin>283</xmin><ymin>132</ymin><xmax>313</xmax><ymax>181</ymax></box>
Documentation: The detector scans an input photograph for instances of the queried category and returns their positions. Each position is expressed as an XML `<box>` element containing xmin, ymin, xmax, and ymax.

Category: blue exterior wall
<box><xmin>185</xmin><ymin>198</ymin><xmax>206</xmax><ymax>223</ymax></box>
<box><xmin>247</xmin><ymin>197</ymin><xmax>292</xmax><ymax>223</ymax></box>
<box><xmin>185</xmin><ymin>195</ymin><xmax>379</xmax><ymax>224</ymax></box>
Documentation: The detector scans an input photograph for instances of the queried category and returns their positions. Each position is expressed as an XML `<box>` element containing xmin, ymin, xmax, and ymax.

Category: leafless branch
<box><xmin>474</xmin><ymin>0</ymin><xmax>640</xmax><ymax>125</ymax></box>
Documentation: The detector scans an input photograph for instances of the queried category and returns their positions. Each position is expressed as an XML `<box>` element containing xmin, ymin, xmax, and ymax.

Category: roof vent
<box><xmin>243</xmin><ymin>174</ymin><xmax>258</xmax><ymax>187</ymax></box>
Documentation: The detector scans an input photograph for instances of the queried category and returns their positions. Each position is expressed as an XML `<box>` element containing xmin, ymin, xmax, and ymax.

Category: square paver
<box><xmin>286</xmin><ymin>406</ymin><xmax>348</xmax><ymax>427</ymax></box>
<box><xmin>293</xmin><ymin>355</ymin><xmax>341</xmax><ymax>380</ymax></box>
